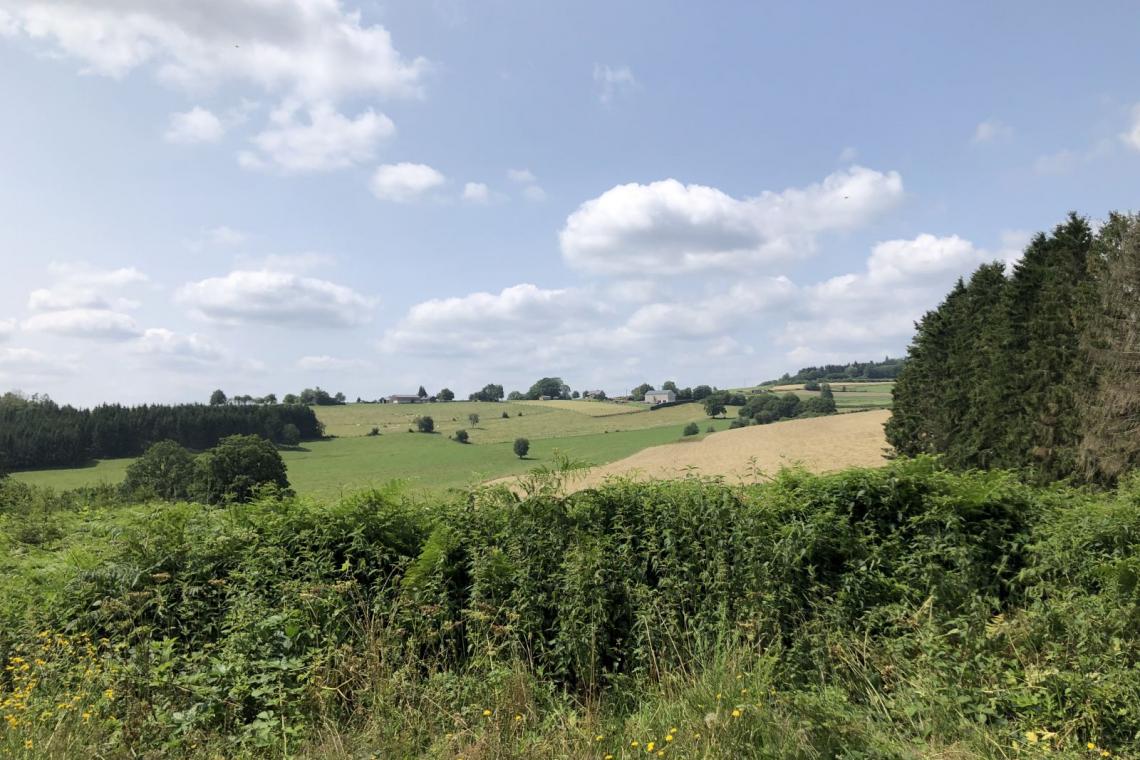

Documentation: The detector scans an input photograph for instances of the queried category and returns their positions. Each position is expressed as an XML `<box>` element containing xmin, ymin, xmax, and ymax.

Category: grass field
<box><xmin>14</xmin><ymin>402</ymin><xmax>738</xmax><ymax>496</ymax></box>
<box><xmin>760</xmin><ymin>380</ymin><xmax>894</xmax><ymax>410</ymax></box>
<box><xmin>12</xmin><ymin>394</ymin><xmax>893</xmax><ymax>496</ymax></box>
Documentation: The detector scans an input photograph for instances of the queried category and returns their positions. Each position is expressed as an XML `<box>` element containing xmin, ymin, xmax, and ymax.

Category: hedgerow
<box><xmin>1</xmin><ymin>461</ymin><xmax>1138</xmax><ymax>757</ymax></box>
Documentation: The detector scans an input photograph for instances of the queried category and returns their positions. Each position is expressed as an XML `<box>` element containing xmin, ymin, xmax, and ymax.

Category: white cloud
<box><xmin>22</xmin><ymin>308</ymin><xmax>141</xmax><ymax>340</ymax></box>
<box><xmin>234</xmin><ymin>252</ymin><xmax>337</xmax><ymax>273</ymax></box>
<box><xmin>240</xmin><ymin>102</ymin><xmax>395</xmax><ymax>172</ymax></box>
<box><xmin>593</xmin><ymin>63</ymin><xmax>638</xmax><ymax>104</ymax></box>
<box><xmin>462</xmin><ymin>181</ymin><xmax>490</xmax><ymax>203</ymax></box>
<box><xmin>0</xmin><ymin>319</ymin><xmax>15</xmax><ymax>341</ymax></box>
<box><xmin>380</xmin><ymin>283</ymin><xmax>610</xmax><ymax>360</ymax></box>
<box><xmin>560</xmin><ymin>166</ymin><xmax>904</xmax><ymax>275</ymax></box>
<box><xmin>838</xmin><ymin>146</ymin><xmax>859</xmax><ymax>162</ymax></box>
<box><xmin>0</xmin><ymin>0</ymin><xmax>429</xmax><ymax>104</ymax></box>
<box><xmin>622</xmin><ymin>279</ymin><xmax>796</xmax><ymax>340</ymax></box>
<box><xmin>1120</xmin><ymin>104</ymin><xmax>1140</xmax><ymax>152</ymax></box>
<box><xmin>779</xmin><ymin>233</ymin><xmax>993</xmax><ymax>359</ymax></box>
<box><xmin>972</xmin><ymin>119</ymin><xmax>1013</xmax><ymax>144</ymax></box>
<box><xmin>0</xmin><ymin>347</ymin><xmax>76</xmax><ymax>377</ymax></box>
<box><xmin>296</xmin><ymin>354</ymin><xmax>369</xmax><ymax>370</ymax></box>
<box><xmin>507</xmin><ymin>168</ymin><xmax>544</xmax><ymax>201</ymax></box>
<box><xmin>507</xmin><ymin>168</ymin><xmax>536</xmax><ymax>184</ymax></box>
<box><xmin>1033</xmin><ymin>149</ymin><xmax>1077</xmax><ymax>175</ymax></box>
<box><xmin>206</xmin><ymin>225</ymin><xmax>248</xmax><ymax>245</ymax></box>
<box><xmin>23</xmin><ymin>263</ymin><xmax>148</xmax><ymax>340</ymax></box>
<box><xmin>177</xmin><ymin>269</ymin><xmax>374</xmax><ymax>327</ymax></box>
<box><xmin>164</xmin><ymin>106</ymin><xmax>225</xmax><ymax>144</ymax></box>
<box><xmin>45</xmin><ymin>262</ymin><xmax>147</xmax><ymax>288</ymax></box>
<box><xmin>369</xmin><ymin>162</ymin><xmax>445</xmax><ymax>202</ymax></box>
<box><xmin>134</xmin><ymin>328</ymin><xmax>224</xmax><ymax>365</ymax></box>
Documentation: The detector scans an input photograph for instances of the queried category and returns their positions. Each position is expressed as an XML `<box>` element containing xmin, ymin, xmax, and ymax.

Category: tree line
<box><xmin>887</xmin><ymin>211</ymin><xmax>1140</xmax><ymax>484</ymax></box>
<box><xmin>772</xmin><ymin>357</ymin><xmax>906</xmax><ymax>384</ymax></box>
<box><xmin>0</xmin><ymin>393</ymin><xmax>323</xmax><ymax>471</ymax></box>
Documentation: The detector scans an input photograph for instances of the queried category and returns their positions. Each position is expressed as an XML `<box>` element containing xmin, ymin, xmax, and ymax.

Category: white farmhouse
<box><xmin>643</xmin><ymin>390</ymin><xmax>676</xmax><ymax>405</ymax></box>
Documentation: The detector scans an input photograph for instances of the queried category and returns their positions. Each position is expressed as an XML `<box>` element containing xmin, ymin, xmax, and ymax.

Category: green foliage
<box><xmin>0</xmin><ymin>398</ymin><xmax>323</xmax><ymax>470</ymax></box>
<box><xmin>526</xmin><ymin>378</ymin><xmax>569</xmax><ymax>400</ymax></box>
<box><xmin>280</xmin><ymin>423</ymin><xmax>301</xmax><ymax>446</ymax></box>
<box><xmin>772</xmin><ymin>356</ymin><xmax>907</xmax><ymax>384</ymax></box>
<box><xmin>469</xmin><ymin>383</ymin><xmax>504</xmax><ymax>402</ymax></box>
<box><xmin>121</xmin><ymin>440</ymin><xmax>196</xmax><ymax>501</ymax></box>
<box><xmin>682</xmin><ymin>422</ymin><xmax>699</xmax><ymax>436</ymax></box>
<box><xmin>192</xmin><ymin>434</ymin><xmax>290</xmax><ymax>504</ymax></box>
<box><xmin>414</xmin><ymin>416</ymin><xmax>435</xmax><ymax>433</ymax></box>
<box><xmin>209</xmin><ymin>389</ymin><xmax>227</xmax><ymax>405</ymax></box>
<box><xmin>7</xmin><ymin>462</ymin><xmax>1140</xmax><ymax>757</ymax></box>
<box><xmin>630</xmin><ymin>382</ymin><xmax>654</xmax><ymax>401</ymax></box>
<box><xmin>454</xmin><ymin>429</ymin><xmax>469</xmax><ymax>444</ymax></box>
<box><xmin>513</xmin><ymin>438</ymin><xmax>530</xmax><ymax>458</ymax></box>
<box><xmin>887</xmin><ymin>211</ymin><xmax>1128</xmax><ymax>483</ymax></box>
<box><xmin>437</xmin><ymin>387</ymin><xmax>455</xmax><ymax>402</ymax></box>
<box><xmin>468</xmin><ymin>413</ymin><xmax>480</xmax><ymax>427</ymax></box>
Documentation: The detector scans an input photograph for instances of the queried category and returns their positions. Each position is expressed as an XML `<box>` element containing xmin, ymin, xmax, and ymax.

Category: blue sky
<box><xmin>1</xmin><ymin>1</ymin><xmax>1138</xmax><ymax>405</ymax></box>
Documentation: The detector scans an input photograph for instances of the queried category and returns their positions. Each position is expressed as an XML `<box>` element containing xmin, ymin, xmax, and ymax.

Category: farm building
<box><xmin>387</xmin><ymin>394</ymin><xmax>423</xmax><ymax>404</ymax></box>
<box><xmin>582</xmin><ymin>389</ymin><xmax>606</xmax><ymax>399</ymax></box>
<box><xmin>644</xmin><ymin>390</ymin><xmax>676</xmax><ymax>405</ymax></box>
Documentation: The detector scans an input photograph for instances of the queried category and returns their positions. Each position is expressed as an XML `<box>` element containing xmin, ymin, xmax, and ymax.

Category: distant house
<box><xmin>387</xmin><ymin>394</ymin><xmax>422</xmax><ymax>404</ymax></box>
<box><xmin>644</xmin><ymin>390</ymin><xmax>676</xmax><ymax>405</ymax></box>
<box><xmin>582</xmin><ymin>389</ymin><xmax>606</xmax><ymax>399</ymax></box>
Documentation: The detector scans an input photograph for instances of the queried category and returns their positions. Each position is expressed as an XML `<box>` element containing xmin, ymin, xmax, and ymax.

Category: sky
<box><xmin>1</xmin><ymin>1</ymin><xmax>1139</xmax><ymax>406</ymax></box>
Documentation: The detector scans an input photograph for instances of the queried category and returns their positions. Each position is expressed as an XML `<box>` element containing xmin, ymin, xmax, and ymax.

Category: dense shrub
<box><xmin>682</xmin><ymin>422</ymin><xmax>699</xmax><ymax>436</ymax></box>
<box><xmin>4</xmin><ymin>462</ymin><xmax>1140</xmax><ymax>757</ymax></box>
<box><xmin>454</xmin><ymin>429</ymin><xmax>469</xmax><ymax>444</ymax></box>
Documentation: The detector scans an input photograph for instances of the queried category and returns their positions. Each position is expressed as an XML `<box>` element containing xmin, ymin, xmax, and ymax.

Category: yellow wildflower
<box><xmin>514</xmin><ymin>714</ymin><xmax>523</xmax><ymax>722</ymax></box>
<box><xmin>1026</xmin><ymin>731</ymin><xmax>1038</xmax><ymax>744</ymax></box>
<box><xmin>665</xmin><ymin>735</ymin><xmax>673</xmax><ymax>742</ymax></box>
<box><xmin>482</xmin><ymin>709</ymin><xmax>492</xmax><ymax>717</ymax></box>
<box><xmin>25</xmin><ymin>740</ymin><xmax>33</xmax><ymax>749</ymax></box>
<box><xmin>630</xmin><ymin>740</ymin><xmax>639</xmax><ymax>748</ymax></box>
<box><xmin>595</xmin><ymin>734</ymin><xmax>604</xmax><ymax>742</ymax></box>
<box><xmin>82</xmin><ymin>711</ymin><xmax>91</xmax><ymax>722</ymax></box>
<box><xmin>647</xmin><ymin>741</ymin><xmax>655</xmax><ymax>751</ymax></box>
<box><xmin>103</xmin><ymin>688</ymin><xmax>115</xmax><ymax>701</ymax></box>
<box><xmin>1088</xmin><ymin>743</ymin><xmax>1097</xmax><ymax>750</ymax></box>
<box><xmin>731</xmin><ymin>709</ymin><xmax>742</xmax><ymax>718</ymax></box>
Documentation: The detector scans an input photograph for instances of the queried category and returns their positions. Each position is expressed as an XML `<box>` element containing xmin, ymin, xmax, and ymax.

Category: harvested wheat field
<box><xmin>558</xmin><ymin>409</ymin><xmax>891</xmax><ymax>492</ymax></box>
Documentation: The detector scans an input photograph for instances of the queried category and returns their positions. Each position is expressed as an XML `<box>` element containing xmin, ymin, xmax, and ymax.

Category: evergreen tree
<box><xmin>1079</xmin><ymin>213</ymin><xmax>1140</xmax><ymax>482</ymax></box>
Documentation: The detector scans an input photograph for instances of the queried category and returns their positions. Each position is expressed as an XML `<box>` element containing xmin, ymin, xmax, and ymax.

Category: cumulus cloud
<box><xmin>23</xmin><ymin>263</ymin><xmax>148</xmax><ymax>340</ymax></box>
<box><xmin>0</xmin><ymin>318</ymin><xmax>15</xmax><ymax>341</ymax></box>
<box><xmin>972</xmin><ymin>119</ymin><xmax>1013</xmax><ymax>144</ymax></box>
<box><xmin>506</xmin><ymin>168</ymin><xmax>544</xmax><ymax>202</ymax></box>
<box><xmin>838</xmin><ymin>146</ymin><xmax>859</xmax><ymax>163</ymax></box>
<box><xmin>22</xmin><ymin>308</ymin><xmax>141</xmax><ymax>340</ymax></box>
<box><xmin>380</xmin><ymin>283</ymin><xmax>610</xmax><ymax>360</ymax></box>
<box><xmin>296</xmin><ymin>354</ymin><xmax>370</xmax><ymax>370</ymax></box>
<box><xmin>369</xmin><ymin>162</ymin><xmax>445</xmax><ymax>202</ymax></box>
<box><xmin>177</xmin><ymin>269</ymin><xmax>374</xmax><ymax>327</ymax></box>
<box><xmin>462</xmin><ymin>181</ymin><xmax>490</xmax><ymax>203</ymax></box>
<box><xmin>560</xmin><ymin>166</ymin><xmax>904</xmax><ymax>275</ymax></box>
<box><xmin>779</xmin><ymin>234</ymin><xmax>993</xmax><ymax>359</ymax></box>
<box><xmin>240</xmin><ymin>102</ymin><xmax>395</xmax><ymax>172</ymax></box>
<box><xmin>622</xmin><ymin>279</ymin><xmax>796</xmax><ymax>340</ymax></box>
<box><xmin>0</xmin><ymin>347</ymin><xmax>76</xmax><ymax>377</ymax></box>
<box><xmin>134</xmin><ymin>328</ymin><xmax>225</xmax><ymax>364</ymax></box>
<box><xmin>0</xmin><ymin>0</ymin><xmax>428</xmax><ymax>104</ymax></box>
<box><xmin>593</xmin><ymin>63</ymin><xmax>638</xmax><ymax>104</ymax></box>
<box><xmin>164</xmin><ymin>106</ymin><xmax>225</xmax><ymax>144</ymax></box>
<box><xmin>1121</xmin><ymin>104</ymin><xmax>1140</xmax><ymax>152</ymax></box>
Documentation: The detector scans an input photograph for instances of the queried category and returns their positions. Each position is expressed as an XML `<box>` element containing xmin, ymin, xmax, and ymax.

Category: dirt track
<box><xmin>559</xmin><ymin>409</ymin><xmax>891</xmax><ymax>492</ymax></box>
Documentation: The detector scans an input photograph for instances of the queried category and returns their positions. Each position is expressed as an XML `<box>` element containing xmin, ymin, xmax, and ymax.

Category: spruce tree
<box><xmin>1079</xmin><ymin>213</ymin><xmax>1140</xmax><ymax>482</ymax></box>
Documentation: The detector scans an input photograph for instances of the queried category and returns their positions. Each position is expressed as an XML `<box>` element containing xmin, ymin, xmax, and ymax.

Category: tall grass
<box><xmin>1</xmin><ymin>461</ymin><xmax>1138</xmax><ymax>757</ymax></box>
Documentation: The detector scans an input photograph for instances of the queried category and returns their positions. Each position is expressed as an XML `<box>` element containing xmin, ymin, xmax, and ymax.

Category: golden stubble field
<box><xmin>552</xmin><ymin>409</ymin><xmax>892</xmax><ymax>492</ymax></box>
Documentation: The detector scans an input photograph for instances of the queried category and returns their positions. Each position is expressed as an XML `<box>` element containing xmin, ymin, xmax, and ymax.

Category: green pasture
<box><xmin>13</xmin><ymin>408</ymin><xmax>738</xmax><ymax>496</ymax></box>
